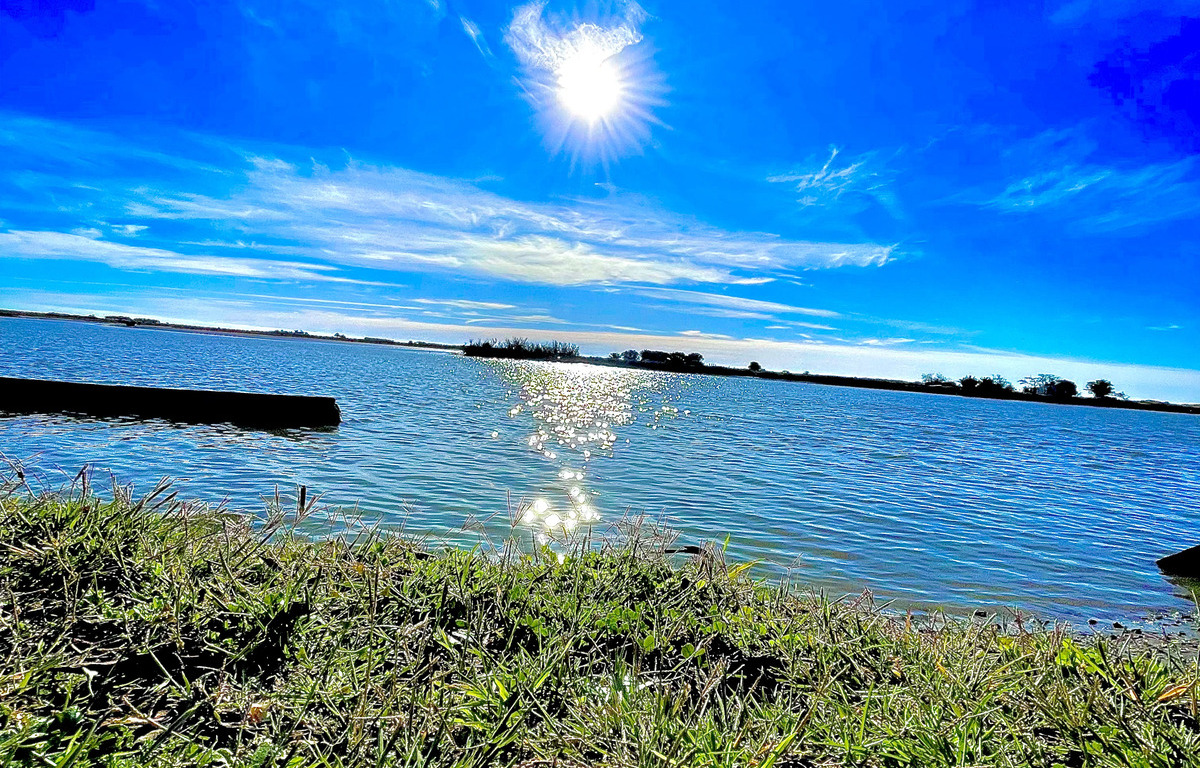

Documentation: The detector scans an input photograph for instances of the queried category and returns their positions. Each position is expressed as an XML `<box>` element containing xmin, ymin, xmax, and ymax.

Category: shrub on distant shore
<box><xmin>637</xmin><ymin>350</ymin><xmax>705</xmax><ymax>369</ymax></box>
<box><xmin>463</xmin><ymin>337</ymin><xmax>580</xmax><ymax>360</ymax></box>
<box><xmin>1088</xmin><ymin>379</ymin><xmax>1115</xmax><ymax>399</ymax></box>
<box><xmin>2</xmin><ymin>476</ymin><xmax>1199</xmax><ymax>766</ymax></box>
<box><xmin>959</xmin><ymin>375</ymin><xmax>1015</xmax><ymax>396</ymax></box>
<box><xmin>1020</xmin><ymin>373</ymin><xmax>1080</xmax><ymax>399</ymax></box>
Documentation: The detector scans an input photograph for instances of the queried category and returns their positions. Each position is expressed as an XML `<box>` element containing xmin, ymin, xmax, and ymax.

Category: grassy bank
<box><xmin>2</xmin><ymin>482</ymin><xmax>1199</xmax><ymax>767</ymax></box>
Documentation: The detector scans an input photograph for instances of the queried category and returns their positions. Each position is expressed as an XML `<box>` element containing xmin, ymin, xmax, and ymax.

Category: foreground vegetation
<box><xmin>3</xmin><ymin>479</ymin><xmax>1200</xmax><ymax>767</ymax></box>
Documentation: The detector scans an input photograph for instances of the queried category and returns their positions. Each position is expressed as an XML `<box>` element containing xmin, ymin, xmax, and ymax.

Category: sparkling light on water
<box><xmin>494</xmin><ymin>360</ymin><xmax>671</xmax><ymax>536</ymax></box>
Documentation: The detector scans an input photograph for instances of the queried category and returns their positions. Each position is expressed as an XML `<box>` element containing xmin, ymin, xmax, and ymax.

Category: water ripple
<box><xmin>3</xmin><ymin>317</ymin><xmax>1200</xmax><ymax>623</ymax></box>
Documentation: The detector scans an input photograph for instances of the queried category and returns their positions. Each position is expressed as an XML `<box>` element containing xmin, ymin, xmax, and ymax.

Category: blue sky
<box><xmin>1</xmin><ymin>0</ymin><xmax>1198</xmax><ymax>400</ymax></box>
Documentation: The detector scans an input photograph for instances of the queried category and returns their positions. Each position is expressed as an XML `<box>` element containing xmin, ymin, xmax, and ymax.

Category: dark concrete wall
<box><xmin>0</xmin><ymin>377</ymin><xmax>340</xmax><ymax>429</ymax></box>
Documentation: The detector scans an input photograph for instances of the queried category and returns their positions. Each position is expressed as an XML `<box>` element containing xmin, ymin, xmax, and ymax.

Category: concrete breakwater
<box><xmin>0</xmin><ymin>376</ymin><xmax>340</xmax><ymax>429</ymax></box>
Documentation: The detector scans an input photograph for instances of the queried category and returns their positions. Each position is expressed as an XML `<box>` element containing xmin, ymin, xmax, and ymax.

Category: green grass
<box><xmin>2</xmin><ymin>475</ymin><xmax>1199</xmax><ymax>767</ymax></box>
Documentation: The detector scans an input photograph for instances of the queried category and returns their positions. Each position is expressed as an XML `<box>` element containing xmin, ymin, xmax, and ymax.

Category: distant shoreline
<box><xmin>4</xmin><ymin>308</ymin><xmax>1198</xmax><ymax>415</ymax></box>
<box><xmin>582</xmin><ymin>357</ymin><xmax>1200</xmax><ymax>415</ymax></box>
<box><xmin>0</xmin><ymin>308</ymin><xmax>461</xmax><ymax>351</ymax></box>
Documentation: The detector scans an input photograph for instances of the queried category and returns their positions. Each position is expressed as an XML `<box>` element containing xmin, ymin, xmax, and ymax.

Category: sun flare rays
<box><xmin>506</xmin><ymin>2</ymin><xmax>665</xmax><ymax>167</ymax></box>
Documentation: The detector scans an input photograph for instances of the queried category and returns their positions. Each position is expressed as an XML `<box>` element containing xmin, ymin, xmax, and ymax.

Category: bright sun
<box><xmin>556</xmin><ymin>42</ymin><xmax>624</xmax><ymax>122</ymax></box>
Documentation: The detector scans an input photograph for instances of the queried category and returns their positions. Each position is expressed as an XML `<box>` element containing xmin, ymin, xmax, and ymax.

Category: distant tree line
<box><xmin>102</xmin><ymin>315</ymin><xmax>165</xmax><ymax>328</ymax></box>
<box><xmin>468</xmin><ymin>337</ymin><xmax>1135</xmax><ymax>405</ymax></box>
<box><xmin>612</xmin><ymin>349</ymin><xmax>706</xmax><ymax>370</ymax></box>
<box><xmin>920</xmin><ymin>372</ymin><xmax>1126</xmax><ymax>401</ymax></box>
<box><xmin>463</xmin><ymin>338</ymin><xmax>581</xmax><ymax>360</ymax></box>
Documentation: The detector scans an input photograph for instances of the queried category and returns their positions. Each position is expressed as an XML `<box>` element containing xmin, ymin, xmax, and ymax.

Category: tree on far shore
<box><xmin>1087</xmin><ymin>379</ymin><xmax>1115</xmax><ymax>399</ymax></box>
<box><xmin>748</xmin><ymin>361</ymin><xmax>762</xmax><ymax>372</ymax></box>
<box><xmin>977</xmin><ymin>375</ymin><xmax>1014</xmax><ymax>395</ymax></box>
<box><xmin>1051</xmin><ymin>379</ymin><xmax>1078</xmax><ymax>398</ymax></box>
<box><xmin>957</xmin><ymin>375</ymin><xmax>1015</xmax><ymax>396</ymax></box>
<box><xmin>1022</xmin><ymin>374</ymin><xmax>1077</xmax><ymax>399</ymax></box>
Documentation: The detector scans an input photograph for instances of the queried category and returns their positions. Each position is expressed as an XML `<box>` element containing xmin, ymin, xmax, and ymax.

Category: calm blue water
<box><xmin>3</xmin><ymin>316</ymin><xmax>1200</xmax><ymax>624</ymax></box>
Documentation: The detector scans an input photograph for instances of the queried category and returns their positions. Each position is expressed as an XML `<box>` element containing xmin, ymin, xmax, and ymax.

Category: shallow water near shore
<box><xmin>3</xmin><ymin>316</ymin><xmax>1200</xmax><ymax>625</ymax></box>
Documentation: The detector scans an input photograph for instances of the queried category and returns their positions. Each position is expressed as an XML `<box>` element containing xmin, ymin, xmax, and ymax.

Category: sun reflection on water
<box><xmin>488</xmin><ymin>360</ymin><xmax>682</xmax><ymax>538</ymax></box>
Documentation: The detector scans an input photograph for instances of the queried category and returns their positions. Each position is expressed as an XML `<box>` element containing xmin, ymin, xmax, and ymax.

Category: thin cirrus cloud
<box><xmin>413</xmin><ymin>298</ymin><xmax>516</xmax><ymax>310</ymax></box>
<box><xmin>459</xmin><ymin>16</ymin><xmax>494</xmax><ymax>59</ymax></box>
<box><xmin>984</xmin><ymin>159</ymin><xmax>1200</xmax><ymax>230</ymax></box>
<box><xmin>505</xmin><ymin>0</ymin><xmax>646</xmax><ymax>73</ymax></box>
<box><xmin>768</xmin><ymin>147</ymin><xmax>873</xmax><ymax>205</ymax></box>
<box><xmin>0</xmin><ymin>229</ymin><xmax>381</xmax><ymax>285</ymax></box>
<box><xmin>0</xmin><ymin>116</ymin><xmax>895</xmax><ymax>289</ymax></box>
<box><xmin>767</xmin><ymin>146</ymin><xmax>903</xmax><ymax>224</ymax></box>
<box><xmin>979</xmin><ymin>128</ymin><xmax>1200</xmax><ymax>232</ymax></box>
<box><xmin>630</xmin><ymin>286</ymin><xmax>840</xmax><ymax>317</ymax></box>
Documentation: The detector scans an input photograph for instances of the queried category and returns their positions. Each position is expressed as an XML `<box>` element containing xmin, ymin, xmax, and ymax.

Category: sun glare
<box><xmin>506</xmin><ymin>3</ymin><xmax>664</xmax><ymax>166</ymax></box>
<box><xmin>556</xmin><ymin>42</ymin><xmax>624</xmax><ymax>122</ymax></box>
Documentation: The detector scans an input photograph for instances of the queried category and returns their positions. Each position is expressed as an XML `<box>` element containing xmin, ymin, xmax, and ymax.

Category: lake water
<box><xmin>3</xmin><ymin>316</ymin><xmax>1200</xmax><ymax>625</ymax></box>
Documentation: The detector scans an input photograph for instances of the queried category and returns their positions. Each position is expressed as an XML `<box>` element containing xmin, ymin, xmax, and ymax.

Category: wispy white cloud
<box><xmin>767</xmin><ymin>146</ymin><xmax>902</xmax><ymax>220</ymax></box>
<box><xmin>1148</xmin><ymin>323</ymin><xmax>1182</xmax><ymax>331</ymax></box>
<box><xmin>233</xmin><ymin>294</ymin><xmax>421</xmax><ymax>312</ymax></box>
<box><xmin>780</xmin><ymin>320</ymin><xmax>837</xmax><ymax>331</ymax></box>
<box><xmin>0</xmin><ymin>116</ymin><xmax>898</xmax><ymax>342</ymax></box>
<box><xmin>0</xmin><ymin>118</ymin><xmax>888</xmax><ymax>287</ymax></box>
<box><xmin>0</xmin><ymin>230</ymin><xmax>379</xmax><ymax>284</ymax></box>
<box><xmin>980</xmin><ymin>129</ymin><xmax>1200</xmax><ymax>231</ymax></box>
<box><xmin>631</xmin><ymin>287</ymin><xmax>840</xmax><ymax>317</ymax></box>
<box><xmin>769</xmin><ymin>147</ymin><xmax>869</xmax><ymax>205</ymax></box>
<box><xmin>111</xmin><ymin>224</ymin><xmax>149</xmax><ymax>237</ymax></box>
<box><xmin>863</xmin><ymin>317</ymin><xmax>968</xmax><ymax>336</ymax></box>
<box><xmin>465</xmin><ymin>313</ymin><xmax>572</xmax><ymax>325</ymax></box>
<box><xmin>413</xmin><ymin>298</ymin><xmax>515</xmax><ymax>310</ymax></box>
<box><xmin>506</xmin><ymin>1</ymin><xmax>646</xmax><ymax>74</ymax></box>
<box><xmin>460</xmin><ymin>16</ymin><xmax>494</xmax><ymax>59</ymax></box>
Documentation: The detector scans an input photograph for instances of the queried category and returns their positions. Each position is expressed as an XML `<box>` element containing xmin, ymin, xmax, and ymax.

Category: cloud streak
<box><xmin>505</xmin><ymin>1</ymin><xmax>645</xmax><ymax>75</ymax></box>
<box><xmin>631</xmin><ymin>287</ymin><xmax>840</xmax><ymax>317</ymax></box>
<box><xmin>413</xmin><ymin>298</ymin><xmax>515</xmax><ymax>310</ymax></box>
<box><xmin>0</xmin><ymin>230</ymin><xmax>377</xmax><ymax>284</ymax></box>
<box><xmin>980</xmin><ymin>129</ymin><xmax>1200</xmax><ymax>232</ymax></box>
<box><xmin>769</xmin><ymin>147</ymin><xmax>871</xmax><ymax>205</ymax></box>
<box><xmin>0</xmin><ymin>117</ymin><xmax>895</xmax><ymax>288</ymax></box>
<box><xmin>460</xmin><ymin>16</ymin><xmax>494</xmax><ymax>59</ymax></box>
